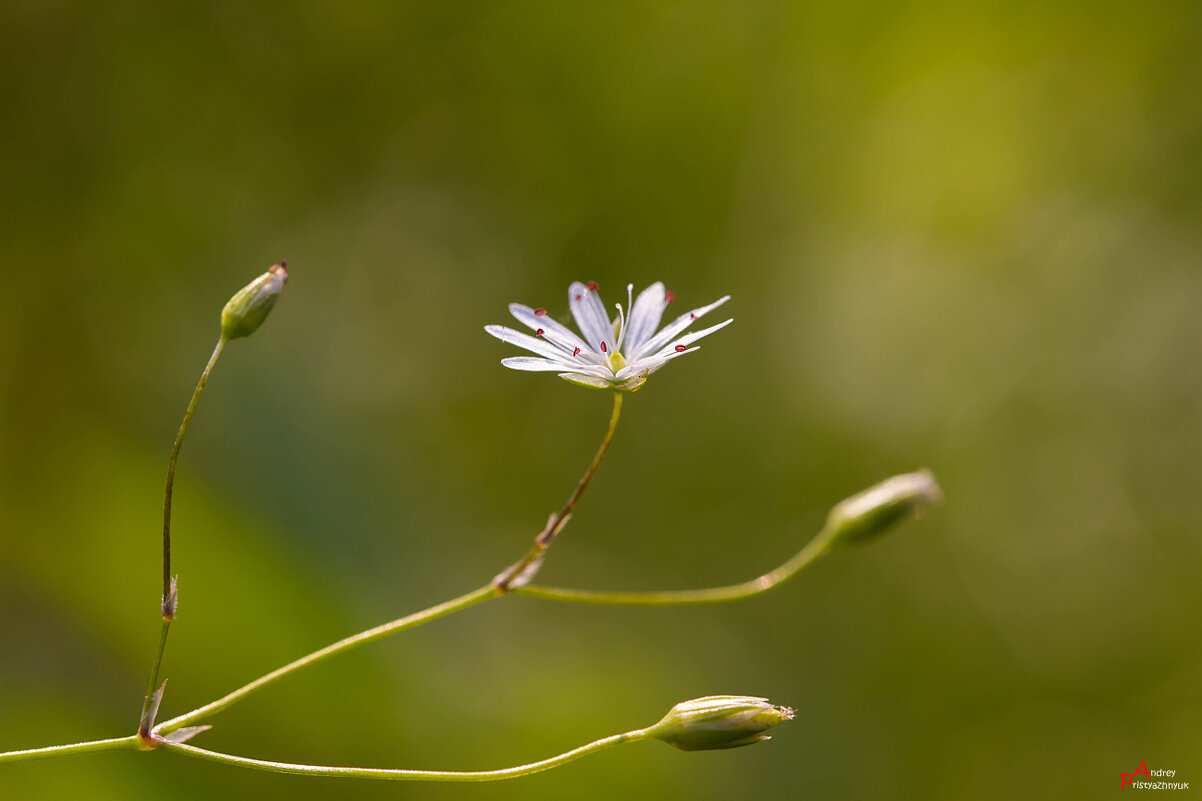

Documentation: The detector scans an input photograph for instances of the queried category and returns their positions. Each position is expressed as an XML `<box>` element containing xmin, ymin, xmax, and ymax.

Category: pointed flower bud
<box><xmin>826</xmin><ymin>469</ymin><xmax>941</xmax><ymax>545</ymax></box>
<box><xmin>648</xmin><ymin>695</ymin><xmax>794</xmax><ymax>751</ymax></box>
<box><xmin>220</xmin><ymin>262</ymin><xmax>288</xmax><ymax>340</ymax></box>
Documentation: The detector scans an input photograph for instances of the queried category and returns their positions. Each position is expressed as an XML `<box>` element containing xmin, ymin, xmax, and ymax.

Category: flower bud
<box><xmin>648</xmin><ymin>695</ymin><xmax>794</xmax><ymax>751</ymax></box>
<box><xmin>220</xmin><ymin>262</ymin><xmax>288</xmax><ymax>340</ymax></box>
<box><xmin>826</xmin><ymin>469</ymin><xmax>941</xmax><ymax>545</ymax></box>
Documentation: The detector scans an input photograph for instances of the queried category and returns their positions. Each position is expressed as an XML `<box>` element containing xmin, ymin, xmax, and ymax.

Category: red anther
<box><xmin>690</xmin><ymin>312</ymin><xmax>697</xmax><ymax>320</ymax></box>
<box><xmin>587</xmin><ymin>281</ymin><xmax>599</xmax><ymax>291</ymax></box>
<box><xmin>573</xmin><ymin>347</ymin><xmax>581</xmax><ymax>357</ymax></box>
<box><xmin>534</xmin><ymin>308</ymin><xmax>547</xmax><ymax>316</ymax></box>
<box><xmin>535</xmin><ymin>328</ymin><xmax>545</xmax><ymax>336</ymax></box>
<box><xmin>575</xmin><ymin>294</ymin><xmax>582</xmax><ymax>301</ymax></box>
<box><xmin>665</xmin><ymin>291</ymin><xmax>675</xmax><ymax>304</ymax></box>
<box><xmin>675</xmin><ymin>344</ymin><xmax>687</xmax><ymax>352</ymax></box>
<box><xmin>600</xmin><ymin>341</ymin><xmax>608</xmax><ymax>352</ymax></box>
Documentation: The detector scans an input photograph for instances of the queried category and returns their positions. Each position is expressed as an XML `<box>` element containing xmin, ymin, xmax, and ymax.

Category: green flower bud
<box><xmin>648</xmin><ymin>695</ymin><xmax>794</xmax><ymax>751</ymax></box>
<box><xmin>826</xmin><ymin>469</ymin><xmax>941</xmax><ymax>545</ymax></box>
<box><xmin>220</xmin><ymin>262</ymin><xmax>288</xmax><ymax>340</ymax></box>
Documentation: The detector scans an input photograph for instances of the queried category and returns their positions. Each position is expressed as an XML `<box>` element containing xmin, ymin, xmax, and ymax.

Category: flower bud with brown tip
<box><xmin>220</xmin><ymin>262</ymin><xmax>288</xmax><ymax>340</ymax></box>
<box><xmin>648</xmin><ymin>695</ymin><xmax>795</xmax><ymax>751</ymax></box>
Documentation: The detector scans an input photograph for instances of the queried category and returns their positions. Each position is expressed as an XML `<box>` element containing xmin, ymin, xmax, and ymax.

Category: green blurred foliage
<box><xmin>2</xmin><ymin>1</ymin><xmax>1201</xmax><ymax>799</ymax></box>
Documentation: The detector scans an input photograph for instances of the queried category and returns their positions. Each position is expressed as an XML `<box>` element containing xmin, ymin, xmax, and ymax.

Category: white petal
<box><xmin>500</xmin><ymin>354</ymin><xmax>612</xmax><ymax>376</ymax></box>
<box><xmin>500</xmin><ymin>356</ymin><xmax>573</xmax><ymax>372</ymax></box>
<box><xmin>507</xmin><ymin>304</ymin><xmax>593</xmax><ymax>357</ymax></box>
<box><xmin>484</xmin><ymin>325</ymin><xmax>567</xmax><ymax>361</ymax></box>
<box><xmin>624</xmin><ymin>282</ymin><xmax>666</xmax><ymax>355</ymax></box>
<box><xmin>558</xmin><ymin>372</ymin><xmax>614</xmax><ymax>389</ymax></box>
<box><xmin>651</xmin><ymin>318</ymin><xmax>733</xmax><ymax>358</ymax></box>
<box><xmin>487</xmin><ymin>325</ymin><xmax>615</xmax><ymax>381</ymax></box>
<box><xmin>616</xmin><ymin>346</ymin><xmax>698</xmax><ymax>379</ymax></box>
<box><xmin>631</xmin><ymin>295</ymin><xmax>730</xmax><ymax>360</ymax></box>
<box><xmin>568</xmin><ymin>282</ymin><xmax>614</xmax><ymax>354</ymax></box>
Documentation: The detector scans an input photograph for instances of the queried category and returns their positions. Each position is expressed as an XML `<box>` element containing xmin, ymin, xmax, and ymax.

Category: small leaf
<box><xmin>510</xmin><ymin>551</ymin><xmax>546</xmax><ymax>589</ymax></box>
<box><xmin>140</xmin><ymin>680</ymin><xmax>167</xmax><ymax>733</ymax></box>
<box><xmin>162</xmin><ymin>725</ymin><xmax>213</xmax><ymax>744</ymax></box>
<box><xmin>162</xmin><ymin>575</ymin><xmax>179</xmax><ymax>620</ymax></box>
<box><xmin>493</xmin><ymin>548</ymin><xmax>547</xmax><ymax>591</ymax></box>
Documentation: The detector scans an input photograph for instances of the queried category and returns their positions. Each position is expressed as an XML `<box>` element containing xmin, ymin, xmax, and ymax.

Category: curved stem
<box><xmin>0</xmin><ymin>736</ymin><xmax>140</xmax><ymax>764</ymax></box>
<box><xmin>513</xmin><ymin>520</ymin><xmax>838</xmax><ymax>605</ymax></box>
<box><xmin>549</xmin><ymin>390</ymin><xmax>624</xmax><ymax>535</ymax></box>
<box><xmin>155</xmin><ymin>584</ymin><xmax>500</xmax><ymax>735</ymax></box>
<box><xmin>162</xmin><ymin>337</ymin><xmax>226</xmax><ymax>610</ymax></box>
<box><xmin>137</xmin><ymin>337</ymin><xmax>226</xmax><ymax>736</ymax></box>
<box><xmin>155</xmin><ymin>729</ymin><xmax>647</xmax><ymax>782</ymax></box>
<box><xmin>495</xmin><ymin>391</ymin><xmax>623</xmax><ymax>590</ymax></box>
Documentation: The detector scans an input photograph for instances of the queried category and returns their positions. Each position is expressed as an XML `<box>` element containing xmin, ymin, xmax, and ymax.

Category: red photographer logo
<box><xmin>1121</xmin><ymin>761</ymin><xmax>1189</xmax><ymax>790</ymax></box>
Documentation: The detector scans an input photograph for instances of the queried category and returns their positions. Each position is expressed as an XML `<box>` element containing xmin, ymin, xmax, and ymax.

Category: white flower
<box><xmin>485</xmin><ymin>281</ymin><xmax>732</xmax><ymax>391</ymax></box>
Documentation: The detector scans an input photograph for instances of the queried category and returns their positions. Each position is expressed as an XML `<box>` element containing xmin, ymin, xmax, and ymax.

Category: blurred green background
<box><xmin>2</xmin><ymin>2</ymin><xmax>1200</xmax><ymax>799</ymax></box>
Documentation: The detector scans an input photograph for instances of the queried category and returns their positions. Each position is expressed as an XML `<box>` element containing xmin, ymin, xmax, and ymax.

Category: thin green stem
<box><xmin>162</xmin><ymin>337</ymin><xmax>226</xmax><ymax>610</ymax></box>
<box><xmin>513</xmin><ymin>520</ymin><xmax>839</xmax><ymax>605</ymax></box>
<box><xmin>155</xmin><ymin>729</ymin><xmax>647</xmax><ymax>782</ymax></box>
<box><xmin>138</xmin><ymin>620</ymin><xmax>171</xmax><ymax>736</ymax></box>
<box><xmin>137</xmin><ymin>337</ymin><xmax>226</xmax><ymax>737</ymax></box>
<box><xmin>155</xmin><ymin>584</ymin><xmax>500</xmax><ymax>735</ymax></box>
<box><xmin>495</xmin><ymin>391</ymin><xmax>623</xmax><ymax>590</ymax></box>
<box><xmin>549</xmin><ymin>391</ymin><xmax>623</xmax><ymax>534</ymax></box>
<box><xmin>0</xmin><ymin>736</ymin><xmax>140</xmax><ymax>764</ymax></box>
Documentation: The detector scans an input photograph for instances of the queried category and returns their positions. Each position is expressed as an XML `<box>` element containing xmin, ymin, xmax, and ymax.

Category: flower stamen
<box><xmin>613</xmin><ymin>300</ymin><xmax>628</xmax><ymax>354</ymax></box>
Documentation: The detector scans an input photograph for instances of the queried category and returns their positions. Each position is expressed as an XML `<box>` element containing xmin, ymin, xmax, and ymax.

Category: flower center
<box><xmin>609</xmin><ymin>350</ymin><xmax>627</xmax><ymax>372</ymax></box>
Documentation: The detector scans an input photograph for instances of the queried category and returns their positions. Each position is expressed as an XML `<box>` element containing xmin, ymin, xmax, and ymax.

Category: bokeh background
<box><xmin>2</xmin><ymin>2</ymin><xmax>1200</xmax><ymax>799</ymax></box>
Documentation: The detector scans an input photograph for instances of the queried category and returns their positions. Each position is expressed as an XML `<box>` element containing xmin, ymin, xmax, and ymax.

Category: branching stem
<box><xmin>158</xmin><ymin>393</ymin><xmax>626</xmax><ymax>735</ymax></box>
<box><xmin>155</xmin><ymin>584</ymin><xmax>500</xmax><ymax>735</ymax></box>
<box><xmin>0</xmin><ymin>388</ymin><xmax>888</xmax><ymax>784</ymax></box>
<box><xmin>514</xmin><ymin>522</ymin><xmax>839</xmax><ymax>605</ymax></box>
<box><xmin>495</xmin><ymin>391</ymin><xmax>623</xmax><ymax>590</ymax></box>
